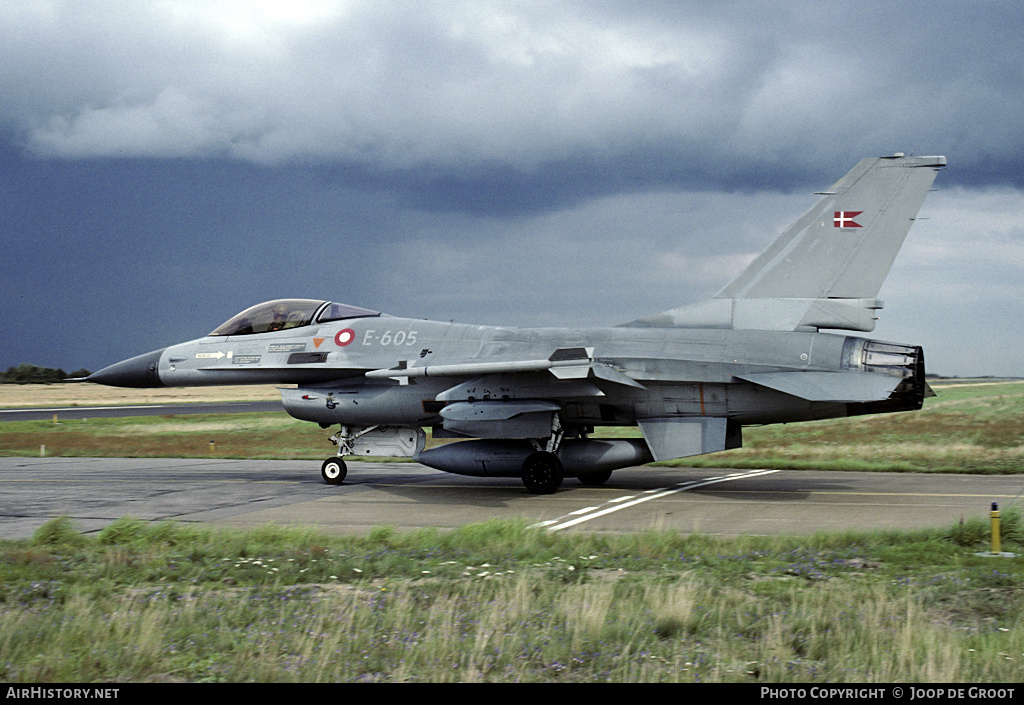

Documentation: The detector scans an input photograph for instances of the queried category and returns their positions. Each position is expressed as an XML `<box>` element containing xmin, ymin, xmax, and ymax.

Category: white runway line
<box><xmin>535</xmin><ymin>469</ymin><xmax>779</xmax><ymax>531</ymax></box>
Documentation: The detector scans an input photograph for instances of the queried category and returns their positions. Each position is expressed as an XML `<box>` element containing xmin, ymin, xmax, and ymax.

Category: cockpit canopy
<box><xmin>209</xmin><ymin>299</ymin><xmax>380</xmax><ymax>336</ymax></box>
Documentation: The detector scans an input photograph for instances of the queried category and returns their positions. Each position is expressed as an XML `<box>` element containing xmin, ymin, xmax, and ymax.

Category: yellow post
<box><xmin>990</xmin><ymin>502</ymin><xmax>1001</xmax><ymax>555</ymax></box>
<box><xmin>53</xmin><ymin>413</ymin><xmax>58</xmax><ymax>424</ymax></box>
<box><xmin>209</xmin><ymin>440</ymin><xmax>216</xmax><ymax>454</ymax></box>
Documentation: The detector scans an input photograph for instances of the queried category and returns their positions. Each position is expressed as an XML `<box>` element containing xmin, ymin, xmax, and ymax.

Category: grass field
<box><xmin>1</xmin><ymin>515</ymin><xmax>1021</xmax><ymax>683</ymax></box>
<box><xmin>2</xmin><ymin>380</ymin><xmax>1023</xmax><ymax>473</ymax></box>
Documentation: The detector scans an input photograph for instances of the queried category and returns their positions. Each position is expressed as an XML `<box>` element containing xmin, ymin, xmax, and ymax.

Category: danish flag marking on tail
<box><xmin>834</xmin><ymin>211</ymin><xmax>863</xmax><ymax>228</ymax></box>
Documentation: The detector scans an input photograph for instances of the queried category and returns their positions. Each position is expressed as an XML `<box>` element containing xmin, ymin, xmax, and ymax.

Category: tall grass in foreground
<box><xmin>1</xmin><ymin>516</ymin><xmax>1021</xmax><ymax>682</ymax></box>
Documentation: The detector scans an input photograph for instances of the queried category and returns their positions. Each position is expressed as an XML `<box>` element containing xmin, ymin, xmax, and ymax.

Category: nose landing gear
<box><xmin>321</xmin><ymin>457</ymin><xmax>348</xmax><ymax>485</ymax></box>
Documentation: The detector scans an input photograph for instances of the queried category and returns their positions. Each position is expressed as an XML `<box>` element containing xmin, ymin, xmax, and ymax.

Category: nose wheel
<box><xmin>321</xmin><ymin>457</ymin><xmax>348</xmax><ymax>485</ymax></box>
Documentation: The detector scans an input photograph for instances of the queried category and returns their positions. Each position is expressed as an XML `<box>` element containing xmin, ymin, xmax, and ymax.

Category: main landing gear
<box><xmin>521</xmin><ymin>451</ymin><xmax>563</xmax><ymax>495</ymax></box>
<box><xmin>520</xmin><ymin>414</ymin><xmax>568</xmax><ymax>494</ymax></box>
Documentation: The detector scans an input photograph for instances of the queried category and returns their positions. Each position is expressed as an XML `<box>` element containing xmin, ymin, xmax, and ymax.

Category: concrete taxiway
<box><xmin>1</xmin><ymin>456</ymin><xmax>1020</xmax><ymax>540</ymax></box>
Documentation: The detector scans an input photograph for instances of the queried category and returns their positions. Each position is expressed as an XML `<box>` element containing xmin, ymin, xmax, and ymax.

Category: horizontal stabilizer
<box><xmin>735</xmin><ymin>371</ymin><xmax>902</xmax><ymax>402</ymax></box>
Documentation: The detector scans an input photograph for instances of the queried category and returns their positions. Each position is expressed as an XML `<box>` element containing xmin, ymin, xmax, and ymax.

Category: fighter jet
<box><xmin>88</xmin><ymin>153</ymin><xmax>946</xmax><ymax>493</ymax></box>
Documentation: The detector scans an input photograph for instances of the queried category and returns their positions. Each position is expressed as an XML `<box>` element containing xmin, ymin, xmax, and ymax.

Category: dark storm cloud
<box><xmin>2</xmin><ymin>1</ymin><xmax>1023</xmax><ymax>377</ymax></box>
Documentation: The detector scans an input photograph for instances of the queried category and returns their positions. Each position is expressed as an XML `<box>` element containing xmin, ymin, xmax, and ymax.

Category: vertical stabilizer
<box><xmin>625</xmin><ymin>154</ymin><xmax>946</xmax><ymax>332</ymax></box>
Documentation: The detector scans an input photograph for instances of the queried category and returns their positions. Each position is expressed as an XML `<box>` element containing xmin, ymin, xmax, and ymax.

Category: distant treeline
<box><xmin>1</xmin><ymin>364</ymin><xmax>92</xmax><ymax>384</ymax></box>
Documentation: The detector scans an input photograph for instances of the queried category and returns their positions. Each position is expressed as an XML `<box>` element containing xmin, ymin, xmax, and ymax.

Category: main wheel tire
<box><xmin>521</xmin><ymin>451</ymin><xmax>564</xmax><ymax>494</ymax></box>
<box><xmin>321</xmin><ymin>457</ymin><xmax>348</xmax><ymax>485</ymax></box>
<box><xmin>578</xmin><ymin>469</ymin><xmax>613</xmax><ymax>486</ymax></box>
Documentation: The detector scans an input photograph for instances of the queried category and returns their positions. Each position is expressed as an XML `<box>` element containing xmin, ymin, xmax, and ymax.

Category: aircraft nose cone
<box><xmin>87</xmin><ymin>348</ymin><xmax>166</xmax><ymax>388</ymax></box>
